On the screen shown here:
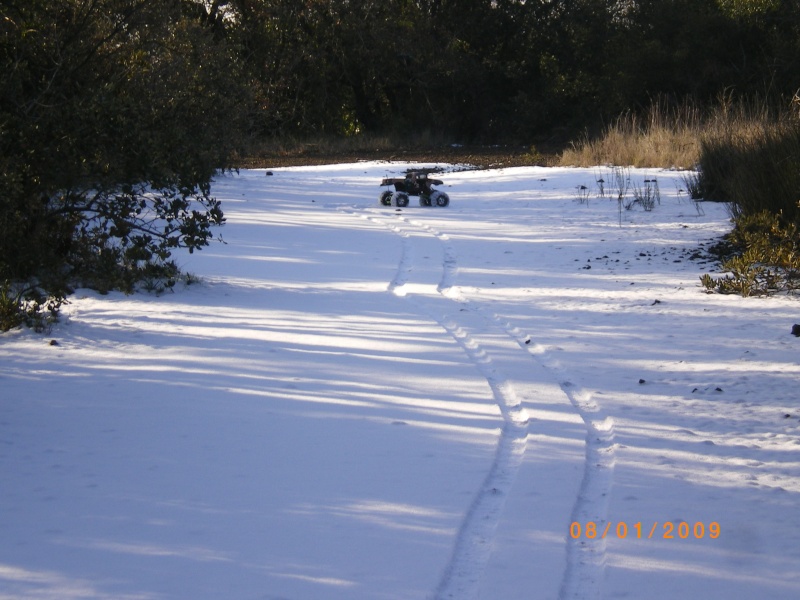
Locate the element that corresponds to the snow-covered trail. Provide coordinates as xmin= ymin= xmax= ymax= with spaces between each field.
xmin=2 ymin=163 xmax=800 ymax=600
xmin=339 ymin=201 xmax=616 ymax=599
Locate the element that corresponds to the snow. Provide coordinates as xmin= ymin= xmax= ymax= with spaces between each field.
xmin=2 ymin=162 xmax=799 ymax=600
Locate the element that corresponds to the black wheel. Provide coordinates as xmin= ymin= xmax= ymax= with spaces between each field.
xmin=433 ymin=191 xmax=450 ymax=207
xmin=393 ymin=192 xmax=410 ymax=207
xmin=380 ymin=190 xmax=393 ymax=206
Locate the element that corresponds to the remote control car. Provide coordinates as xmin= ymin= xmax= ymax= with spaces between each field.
xmin=379 ymin=170 xmax=450 ymax=207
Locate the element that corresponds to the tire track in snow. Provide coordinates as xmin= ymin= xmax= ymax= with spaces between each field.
xmin=342 ymin=206 xmax=530 ymax=599
xmin=387 ymin=214 xmax=531 ymax=600
xmin=341 ymin=205 xmax=616 ymax=599
xmin=494 ymin=321 xmax=616 ymax=600
xmin=363 ymin=207 xmax=617 ymax=600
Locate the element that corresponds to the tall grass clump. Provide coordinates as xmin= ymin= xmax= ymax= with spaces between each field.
xmin=560 ymin=97 xmax=703 ymax=169
xmin=697 ymin=97 xmax=800 ymax=224
xmin=697 ymin=95 xmax=800 ymax=296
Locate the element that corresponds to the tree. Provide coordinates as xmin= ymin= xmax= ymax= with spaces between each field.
xmin=0 ymin=0 xmax=247 ymax=330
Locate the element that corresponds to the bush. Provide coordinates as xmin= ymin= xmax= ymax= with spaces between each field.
xmin=701 ymin=212 xmax=800 ymax=296
xmin=0 ymin=281 xmax=64 ymax=333
xmin=698 ymin=117 xmax=800 ymax=223
xmin=695 ymin=96 xmax=800 ymax=297
xmin=0 ymin=0 xmax=247 ymax=332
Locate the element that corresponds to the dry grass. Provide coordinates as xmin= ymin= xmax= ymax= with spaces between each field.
xmin=560 ymin=98 xmax=704 ymax=169
xmin=561 ymin=93 xmax=800 ymax=224
xmin=699 ymin=114 xmax=800 ymax=222
xmin=560 ymin=94 xmax=800 ymax=172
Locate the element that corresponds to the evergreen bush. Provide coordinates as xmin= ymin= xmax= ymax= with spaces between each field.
xmin=0 ymin=0 xmax=246 ymax=331
xmin=701 ymin=212 xmax=800 ymax=296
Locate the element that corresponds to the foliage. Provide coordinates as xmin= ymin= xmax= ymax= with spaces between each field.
xmin=697 ymin=104 xmax=800 ymax=223
xmin=0 ymin=280 xmax=63 ymax=333
xmin=0 ymin=0 xmax=246 ymax=331
xmin=701 ymin=212 xmax=800 ymax=296
xmin=219 ymin=0 xmax=800 ymax=143
xmin=716 ymin=0 xmax=781 ymax=19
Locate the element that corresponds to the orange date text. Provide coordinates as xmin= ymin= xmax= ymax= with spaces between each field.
xmin=569 ymin=521 xmax=720 ymax=540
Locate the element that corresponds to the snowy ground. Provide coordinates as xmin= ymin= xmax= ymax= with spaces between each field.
xmin=2 ymin=163 xmax=799 ymax=600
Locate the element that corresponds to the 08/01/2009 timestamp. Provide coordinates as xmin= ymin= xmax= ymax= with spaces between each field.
xmin=570 ymin=521 xmax=721 ymax=540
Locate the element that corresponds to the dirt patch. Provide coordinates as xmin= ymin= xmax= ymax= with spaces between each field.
xmin=236 ymin=144 xmax=563 ymax=171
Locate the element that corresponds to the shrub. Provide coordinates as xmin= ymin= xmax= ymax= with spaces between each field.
xmin=701 ymin=211 xmax=800 ymax=296
xmin=0 ymin=281 xmax=64 ymax=333
xmin=0 ymin=0 xmax=246 ymax=332
xmin=698 ymin=119 xmax=800 ymax=223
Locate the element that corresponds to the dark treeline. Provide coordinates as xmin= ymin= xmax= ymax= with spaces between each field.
xmin=216 ymin=0 xmax=800 ymax=142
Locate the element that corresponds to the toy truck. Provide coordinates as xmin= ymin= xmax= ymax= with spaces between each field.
xmin=379 ymin=170 xmax=450 ymax=207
